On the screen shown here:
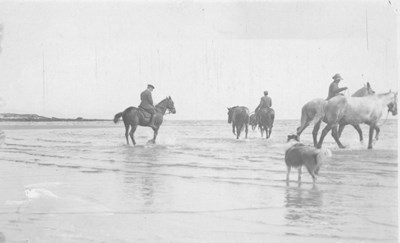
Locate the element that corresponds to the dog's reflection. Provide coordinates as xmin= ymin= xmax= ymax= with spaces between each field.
xmin=284 ymin=184 xmax=324 ymax=224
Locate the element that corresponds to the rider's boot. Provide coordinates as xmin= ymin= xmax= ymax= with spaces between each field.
xmin=149 ymin=114 xmax=157 ymax=129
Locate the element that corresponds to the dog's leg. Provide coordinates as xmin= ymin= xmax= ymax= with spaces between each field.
xmin=286 ymin=166 xmax=291 ymax=183
xmin=297 ymin=167 xmax=302 ymax=182
xmin=306 ymin=166 xmax=316 ymax=184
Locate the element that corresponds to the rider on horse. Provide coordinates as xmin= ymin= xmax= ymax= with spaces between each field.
xmin=327 ymin=73 xmax=348 ymax=100
xmin=255 ymin=91 xmax=272 ymax=124
xmin=139 ymin=84 xmax=157 ymax=129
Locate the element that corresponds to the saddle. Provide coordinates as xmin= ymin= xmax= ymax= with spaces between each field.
xmin=138 ymin=107 xmax=152 ymax=120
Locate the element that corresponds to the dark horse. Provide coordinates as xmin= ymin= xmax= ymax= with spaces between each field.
xmin=227 ymin=106 xmax=249 ymax=139
xmin=114 ymin=97 xmax=176 ymax=145
xmin=258 ymin=108 xmax=275 ymax=139
xmin=249 ymin=113 xmax=257 ymax=130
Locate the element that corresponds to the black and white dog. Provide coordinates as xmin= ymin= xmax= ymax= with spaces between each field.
xmin=285 ymin=135 xmax=332 ymax=183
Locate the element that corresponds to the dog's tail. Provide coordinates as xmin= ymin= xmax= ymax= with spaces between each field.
xmin=312 ymin=148 xmax=331 ymax=175
xmin=316 ymin=148 xmax=332 ymax=164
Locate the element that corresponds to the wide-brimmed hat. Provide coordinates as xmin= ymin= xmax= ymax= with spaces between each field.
xmin=147 ymin=84 xmax=155 ymax=89
xmin=332 ymin=73 xmax=343 ymax=80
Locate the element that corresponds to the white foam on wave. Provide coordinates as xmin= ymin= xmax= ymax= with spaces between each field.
xmin=162 ymin=136 xmax=177 ymax=146
xmin=25 ymin=188 xmax=59 ymax=200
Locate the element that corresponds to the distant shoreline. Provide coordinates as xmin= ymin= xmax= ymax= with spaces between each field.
xmin=0 ymin=119 xmax=112 ymax=122
xmin=0 ymin=113 xmax=110 ymax=122
xmin=0 ymin=113 xmax=397 ymax=123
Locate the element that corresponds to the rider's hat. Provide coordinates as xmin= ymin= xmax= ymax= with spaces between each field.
xmin=264 ymin=90 xmax=268 ymax=95
xmin=147 ymin=84 xmax=155 ymax=89
xmin=332 ymin=73 xmax=343 ymax=80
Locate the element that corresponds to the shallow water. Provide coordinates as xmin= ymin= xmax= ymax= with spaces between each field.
xmin=0 ymin=119 xmax=397 ymax=242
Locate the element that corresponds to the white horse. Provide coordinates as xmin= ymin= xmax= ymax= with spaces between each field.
xmin=317 ymin=91 xmax=397 ymax=149
xmin=296 ymin=83 xmax=376 ymax=147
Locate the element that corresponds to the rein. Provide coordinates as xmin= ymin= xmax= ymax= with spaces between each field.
xmin=377 ymin=110 xmax=390 ymax=127
xmin=155 ymin=99 xmax=173 ymax=115
xmin=377 ymin=92 xmax=397 ymax=127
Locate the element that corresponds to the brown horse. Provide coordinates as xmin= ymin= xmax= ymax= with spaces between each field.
xmin=249 ymin=113 xmax=257 ymax=131
xmin=258 ymin=108 xmax=275 ymax=139
xmin=227 ymin=106 xmax=249 ymax=139
xmin=114 ymin=97 xmax=176 ymax=145
xmin=296 ymin=83 xmax=375 ymax=146
xmin=317 ymin=91 xmax=397 ymax=149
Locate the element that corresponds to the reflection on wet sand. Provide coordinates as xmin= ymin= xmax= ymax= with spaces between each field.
xmin=284 ymin=184 xmax=324 ymax=231
xmin=123 ymin=146 xmax=164 ymax=208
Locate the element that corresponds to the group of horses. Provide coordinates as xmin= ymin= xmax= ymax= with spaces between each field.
xmin=296 ymin=83 xmax=397 ymax=149
xmin=226 ymin=82 xmax=397 ymax=150
xmin=113 ymin=83 xmax=397 ymax=150
xmin=227 ymin=106 xmax=275 ymax=139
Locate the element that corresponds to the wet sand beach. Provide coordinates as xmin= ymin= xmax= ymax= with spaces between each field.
xmin=0 ymin=120 xmax=397 ymax=242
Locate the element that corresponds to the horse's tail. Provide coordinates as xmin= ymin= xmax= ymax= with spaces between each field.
xmin=114 ymin=112 xmax=123 ymax=124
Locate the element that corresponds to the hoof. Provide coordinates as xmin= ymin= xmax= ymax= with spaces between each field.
xmin=339 ymin=145 xmax=346 ymax=149
xmin=368 ymin=146 xmax=373 ymax=149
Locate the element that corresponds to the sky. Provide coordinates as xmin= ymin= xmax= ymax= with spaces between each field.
xmin=0 ymin=0 xmax=398 ymax=120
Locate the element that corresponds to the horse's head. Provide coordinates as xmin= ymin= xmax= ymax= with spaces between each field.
xmin=227 ymin=107 xmax=234 ymax=124
xmin=166 ymin=96 xmax=176 ymax=114
xmin=388 ymin=92 xmax=397 ymax=116
xmin=353 ymin=82 xmax=375 ymax=97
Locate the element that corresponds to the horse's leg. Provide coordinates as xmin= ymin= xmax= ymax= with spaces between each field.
xmin=297 ymin=120 xmax=311 ymax=137
xmin=374 ymin=126 xmax=380 ymax=140
xmin=368 ymin=124 xmax=375 ymax=149
xmin=129 ymin=125 xmax=137 ymax=146
xmin=151 ymin=128 xmax=159 ymax=144
xmin=245 ymin=123 xmax=248 ymax=139
xmin=236 ymin=125 xmax=240 ymax=139
xmin=317 ymin=124 xmax=332 ymax=149
xmin=351 ymin=124 xmax=363 ymax=142
xmin=312 ymin=120 xmax=322 ymax=147
xmin=338 ymin=124 xmax=345 ymax=138
xmin=331 ymin=125 xmax=345 ymax=149
xmin=232 ymin=124 xmax=236 ymax=135
xmin=124 ymin=123 xmax=130 ymax=145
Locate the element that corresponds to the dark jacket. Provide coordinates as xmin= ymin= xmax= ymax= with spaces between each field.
xmin=327 ymin=81 xmax=347 ymax=100
xmin=139 ymin=89 xmax=156 ymax=114
xmin=256 ymin=96 xmax=272 ymax=112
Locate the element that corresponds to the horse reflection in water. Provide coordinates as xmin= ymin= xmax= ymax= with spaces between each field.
xmin=284 ymin=185 xmax=325 ymax=230
xmin=122 ymin=146 xmax=165 ymax=207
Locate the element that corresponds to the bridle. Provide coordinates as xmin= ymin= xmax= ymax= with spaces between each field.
xmin=157 ymin=98 xmax=175 ymax=115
